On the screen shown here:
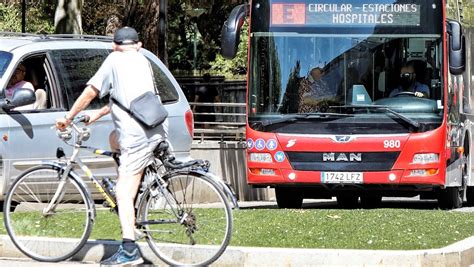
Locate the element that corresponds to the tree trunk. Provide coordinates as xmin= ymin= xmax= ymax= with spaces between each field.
xmin=54 ymin=0 xmax=83 ymax=34
xmin=123 ymin=0 xmax=139 ymax=27
xmin=158 ymin=0 xmax=168 ymax=66
xmin=142 ymin=0 xmax=160 ymax=56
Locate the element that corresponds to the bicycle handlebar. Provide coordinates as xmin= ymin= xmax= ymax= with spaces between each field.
xmin=56 ymin=115 xmax=91 ymax=143
xmin=73 ymin=115 xmax=90 ymax=124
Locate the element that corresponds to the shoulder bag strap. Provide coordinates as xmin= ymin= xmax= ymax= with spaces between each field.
xmin=111 ymin=97 xmax=132 ymax=114
xmin=111 ymin=58 xmax=157 ymax=112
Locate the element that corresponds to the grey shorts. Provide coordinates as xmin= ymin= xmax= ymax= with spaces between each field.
xmin=118 ymin=140 xmax=160 ymax=176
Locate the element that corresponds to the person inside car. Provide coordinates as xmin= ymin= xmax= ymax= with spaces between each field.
xmin=389 ymin=62 xmax=430 ymax=98
xmin=6 ymin=63 xmax=35 ymax=109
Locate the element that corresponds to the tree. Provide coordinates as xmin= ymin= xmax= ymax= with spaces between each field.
xmin=1 ymin=0 xmax=249 ymax=78
xmin=141 ymin=1 xmax=161 ymax=57
xmin=54 ymin=0 xmax=83 ymax=34
xmin=167 ymin=0 xmax=247 ymax=74
xmin=0 ymin=1 xmax=54 ymax=33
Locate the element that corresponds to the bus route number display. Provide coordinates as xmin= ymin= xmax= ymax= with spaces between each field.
xmin=271 ymin=1 xmax=421 ymax=27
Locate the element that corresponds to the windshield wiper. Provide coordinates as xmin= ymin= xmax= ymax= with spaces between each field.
xmin=333 ymin=104 xmax=420 ymax=130
xmin=253 ymin=112 xmax=353 ymax=129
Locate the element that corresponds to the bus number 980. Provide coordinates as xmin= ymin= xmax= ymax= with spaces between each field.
xmin=384 ymin=140 xmax=401 ymax=149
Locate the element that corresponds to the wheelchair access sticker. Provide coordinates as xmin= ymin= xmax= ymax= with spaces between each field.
xmin=255 ymin=139 xmax=266 ymax=150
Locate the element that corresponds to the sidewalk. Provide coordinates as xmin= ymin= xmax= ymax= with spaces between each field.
xmin=1 ymin=234 xmax=473 ymax=266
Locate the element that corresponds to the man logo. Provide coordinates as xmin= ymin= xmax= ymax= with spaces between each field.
xmin=335 ymin=136 xmax=352 ymax=142
xmin=323 ymin=152 xmax=362 ymax=162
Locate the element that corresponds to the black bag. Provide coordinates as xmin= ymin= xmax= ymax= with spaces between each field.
xmin=111 ymin=61 xmax=168 ymax=129
xmin=112 ymin=91 xmax=168 ymax=129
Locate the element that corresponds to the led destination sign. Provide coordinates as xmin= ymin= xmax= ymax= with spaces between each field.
xmin=271 ymin=1 xmax=421 ymax=27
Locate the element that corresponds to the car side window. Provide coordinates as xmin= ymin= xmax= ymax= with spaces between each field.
xmin=49 ymin=49 xmax=111 ymax=109
xmin=147 ymin=59 xmax=179 ymax=103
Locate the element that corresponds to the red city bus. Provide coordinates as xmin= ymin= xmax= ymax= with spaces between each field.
xmin=221 ymin=0 xmax=474 ymax=209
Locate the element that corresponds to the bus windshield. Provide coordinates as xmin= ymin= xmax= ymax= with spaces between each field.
xmin=248 ymin=0 xmax=444 ymax=135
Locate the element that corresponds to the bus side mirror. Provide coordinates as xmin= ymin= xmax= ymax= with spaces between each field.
xmin=447 ymin=20 xmax=466 ymax=75
xmin=221 ymin=4 xmax=249 ymax=59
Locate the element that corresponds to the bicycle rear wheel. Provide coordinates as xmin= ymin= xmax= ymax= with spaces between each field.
xmin=137 ymin=170 xmax=232 ymax=266
xmin=3 ymin=165 xmax=94 ymax=262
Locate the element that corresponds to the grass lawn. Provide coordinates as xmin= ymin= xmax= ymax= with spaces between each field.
xmin=0 ymin=208 xmax=473 ymax=250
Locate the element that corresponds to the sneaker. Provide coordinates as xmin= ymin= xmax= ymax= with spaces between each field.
xmin=100 ymin=245 xmax=144 ymax=266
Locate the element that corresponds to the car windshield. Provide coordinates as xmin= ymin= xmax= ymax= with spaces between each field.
xmin=0 ymin=51 xmax=13 ymax=79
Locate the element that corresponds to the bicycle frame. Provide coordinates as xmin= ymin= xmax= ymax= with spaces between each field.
xmin=43 ymin=124 xmax=118 ymax=216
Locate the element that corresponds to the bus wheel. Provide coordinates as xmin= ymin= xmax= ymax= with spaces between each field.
xmin=438 ymin=187 xmax=463 ymax=209
xmin=463 ymin=149 xmax=474 ymax=206
xmin=336 ymin=195 xmax=359 ymax=209
xmin=467 ymin=187 xmax=474 ymax=206
xmin=360 ymin=196 xmax=382 ymax=209
xmin=275 ymin=187 xmax=303 ymax=209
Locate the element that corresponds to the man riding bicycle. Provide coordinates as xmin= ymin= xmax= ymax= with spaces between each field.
xmin=56 ymin=26 xmax=167 ymax=266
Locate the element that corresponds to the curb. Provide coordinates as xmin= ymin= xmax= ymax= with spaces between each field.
xmin=1 ymin=235 xmax=473 ymax=266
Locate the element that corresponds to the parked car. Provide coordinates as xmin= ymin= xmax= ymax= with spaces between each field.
xmin=0 ymin=33 xmax=194 ymax=201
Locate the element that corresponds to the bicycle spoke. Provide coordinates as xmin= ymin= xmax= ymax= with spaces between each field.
xmin=4 ymin=166 xmax=93 ymax=262
xmin=141 ymin=171 xmax=232 ymax=266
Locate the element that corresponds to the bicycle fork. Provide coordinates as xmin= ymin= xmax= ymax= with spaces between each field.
xmin=42 ymin=164 xmax=74 ymax=216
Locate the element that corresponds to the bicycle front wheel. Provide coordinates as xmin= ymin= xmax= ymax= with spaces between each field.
xmin=138 ymin=170 xmax=233 ymax=266
xmin=3 ymin=165 xmax=94 ymax=262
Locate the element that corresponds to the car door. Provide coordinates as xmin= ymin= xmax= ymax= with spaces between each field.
xmin=47 ymin=47 xmax=117 ymax=192
xmin=0 ymin=54 xmax=67 ymax=197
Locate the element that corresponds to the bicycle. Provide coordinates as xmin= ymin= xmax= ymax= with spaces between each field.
xmin=3 ymin=115 xmax=235 ymax=266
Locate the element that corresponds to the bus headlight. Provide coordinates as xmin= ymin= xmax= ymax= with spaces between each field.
xmin=249 ymin=153 xmax=273 ymax=163
xmin=412 ymin=153 xmax=439 ymax=164
xmin=410 ymin=169 xmax=438 ymax=176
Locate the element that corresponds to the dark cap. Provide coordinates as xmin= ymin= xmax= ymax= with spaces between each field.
xmin=113 ymin=27 xmax=139 ymax=45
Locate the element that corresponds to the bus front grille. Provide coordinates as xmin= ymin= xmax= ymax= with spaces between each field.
xmin=285 ymin=152 xmax=400 ymax=172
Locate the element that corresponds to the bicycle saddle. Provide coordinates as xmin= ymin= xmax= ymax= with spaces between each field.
xmin=155 ymin=141 xmax=169 ymax=153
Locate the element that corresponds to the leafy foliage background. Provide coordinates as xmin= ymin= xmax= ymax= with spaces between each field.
xmin=0 ymin=1 xmax=248 ymax=79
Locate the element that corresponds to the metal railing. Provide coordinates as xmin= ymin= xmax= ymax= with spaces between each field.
xmin=190 ymin=102 xmax=246 ymax=143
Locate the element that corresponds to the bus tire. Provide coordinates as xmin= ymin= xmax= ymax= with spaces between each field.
xmin=360 ymin=195 xmax=382 ymax=209
xmin=275 ymin=187 xmax=303 ymax=209
xmin=337 ymin=195 xmax=359 ymax=209
xmin=438 ymin=187 xmax=463 ymax=209
xmin=466 ymin=186 xmax=474 ymax=206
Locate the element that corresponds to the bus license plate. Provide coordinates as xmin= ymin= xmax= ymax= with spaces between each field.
xmin=321 ymin=172 xmax=363 ymax=184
